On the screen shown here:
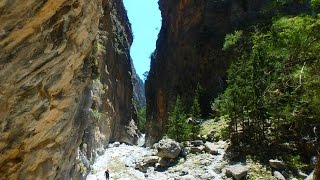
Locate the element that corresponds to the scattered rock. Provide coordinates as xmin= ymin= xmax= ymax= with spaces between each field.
xmin=190 ymin=146 xmax=205 ymax=154
xmin=156 ymin=139 xmax=181 ymax=159
xmin=180 ymin=169 xmax=189 ymax=176
xmin=269 ymin=159 xmax=286 ymax=170
xmin=200 ymin=173 xmax=212 ymax=179
xmin=113 ymin=142 xmax=121 ymax=147
xmin=225 ymin=164 xmax=248 ymax=180
xmin=191 ymin=140 xmax=204 ymax=146
xmin=200 ymin=159 xmax=211 ymax=166
xmin=204 ymin=142 xmax=220 ymax=155
xmin=181 ymin=147 xmax=191 ymax=157
xmin=143 ymin=156 xmax=160 ymax=164
xmin=273 ymin=171 xmax=286 ymax=180
xmin=135 ymin=156 xmax=160 ymax=172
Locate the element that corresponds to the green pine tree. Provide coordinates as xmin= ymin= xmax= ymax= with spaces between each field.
xmin=167 ymin=95 xmax=191 ymax=142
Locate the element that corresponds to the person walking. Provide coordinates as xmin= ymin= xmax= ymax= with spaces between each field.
xmin=105 ymin=168 xmax=110 ymax=180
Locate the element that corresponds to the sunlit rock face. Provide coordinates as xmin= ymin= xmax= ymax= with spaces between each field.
xmin=145 ymin=0 xmax=272 ymax=147
xmin=0 ymin=0 xmax=101 ymax=178
xmin=0 ymin=0 xmax=138 ymax=178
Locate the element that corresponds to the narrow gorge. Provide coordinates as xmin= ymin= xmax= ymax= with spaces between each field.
xmin=0 ymin=0 xmax=319 ymax=179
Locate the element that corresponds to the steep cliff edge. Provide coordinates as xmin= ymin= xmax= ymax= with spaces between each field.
xmin=0 ymin=0 xmax=138 ymax=179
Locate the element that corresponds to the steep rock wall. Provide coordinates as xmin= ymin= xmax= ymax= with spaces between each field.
xmin=78 ymin=2 xmax=140 ymax=174
xmin=0 ymin=0 xmax=101 ymax=178
xmin=0 ymin=0 xmax=138 ymax=179
xmin=145 ymin=0 xmax=309 ymax=146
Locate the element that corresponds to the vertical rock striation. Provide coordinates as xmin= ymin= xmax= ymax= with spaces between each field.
xmin=145 ymin=0 xmax=270 ymax=146
xmin=0 ymin=0 xmax=138 ymax=179
xmin=132 ymin=62 xmax=146 ymax=110
xmin=0 ymin=0 xmax=101 ymax=178
xmin=77 ymin=2 xmax=140 ymax=175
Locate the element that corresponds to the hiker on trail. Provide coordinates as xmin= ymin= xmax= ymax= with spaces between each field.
xmin=105 ymin=168 xmax=110 ymax=180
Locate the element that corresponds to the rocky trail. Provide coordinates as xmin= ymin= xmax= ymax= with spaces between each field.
xmin=87 ymin=139 xmax=228 ymax=180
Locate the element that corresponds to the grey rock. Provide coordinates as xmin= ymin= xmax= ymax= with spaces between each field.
xmin=298 ymin=170 xmax=308 ymax=178
xmin=158 ymin=158 xmax=170 ymax=167
xmin=180 ymin=170 xmax=189 ymax=176
xmin=269 ymin=159 xmax=286 ymax=170
xmin=273 ymin=171 xmax=286 ymax=180
xmin=135 ymin=156 xmax=159 ymax=172
xmin=143 ymin=156 xmax=160 ymax=164
xmin=181 ymin=147 xmax=191 ymax=156
xmin=191 ymin=140 xmax=204 ymax=146
xmin=156 ymin=139 xmax=181 ymax=159
xmin=204 ymin=142 xmax=220 ymax=155
xmin=225 ymin=164 xmax=248 ymax=180
xmin=113 ymin=142 xmax=121 ymax=147
xmin=190 ymin=146 xmax=205 ymax=154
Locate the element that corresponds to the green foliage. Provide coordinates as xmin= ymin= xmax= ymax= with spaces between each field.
xmin=285 ymin=155 xmax=309 ymax=171
xmin=223 ymin=30 xmax=243 ymax=50
xmin=200 ymin=117 xmax=230 ymax=141
xmin=189 ymin=86 xmax=202 ymax=138
xmin=311 ymin=0 xmax=320 ymax=9
xmin=89 ymin=108 xmax=105 ymax=120
xmin=137 ymin=107 xmax=146 ymax=133
xmin=190 ymin=95 xmax=201 ymax=119
xmin=167 ymin=96 xmax=191 ymax=142
xmin=217 ymin=13 xmax=320 ymax=146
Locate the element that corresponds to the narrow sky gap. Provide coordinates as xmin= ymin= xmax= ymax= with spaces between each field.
xmin=123 ymin=0 xmax=161 ymax=79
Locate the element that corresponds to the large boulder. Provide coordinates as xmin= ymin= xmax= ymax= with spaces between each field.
xmin=204 ymin=142 xmax=220 ymax=155
xmin=269 ymin=159 xmax=286 ymax=170
xmin=155 ymin=139 xmax=181 ymax=159
xmin=225 ymin=164 xmax=248 ymax=180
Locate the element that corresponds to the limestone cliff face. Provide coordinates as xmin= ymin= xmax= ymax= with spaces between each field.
xmin=145 ymin=0 xmax=271 ymax=146
xmin=78 ymin=1 xmax=140 ymax=174
xmin=0 ymin=0 xmax=138 ymax=179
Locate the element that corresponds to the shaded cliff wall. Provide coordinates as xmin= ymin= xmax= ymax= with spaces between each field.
xmin=145 ymin=0 xmax=271 ymax=146
xmin=0 ymin=0 xmax=138 ymax=179
xmin=78 ymin=1 xmax=139 ymax=173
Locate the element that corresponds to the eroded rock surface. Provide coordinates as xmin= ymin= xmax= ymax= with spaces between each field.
xmin=0 ymin=0 xmax=138 ymax=178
